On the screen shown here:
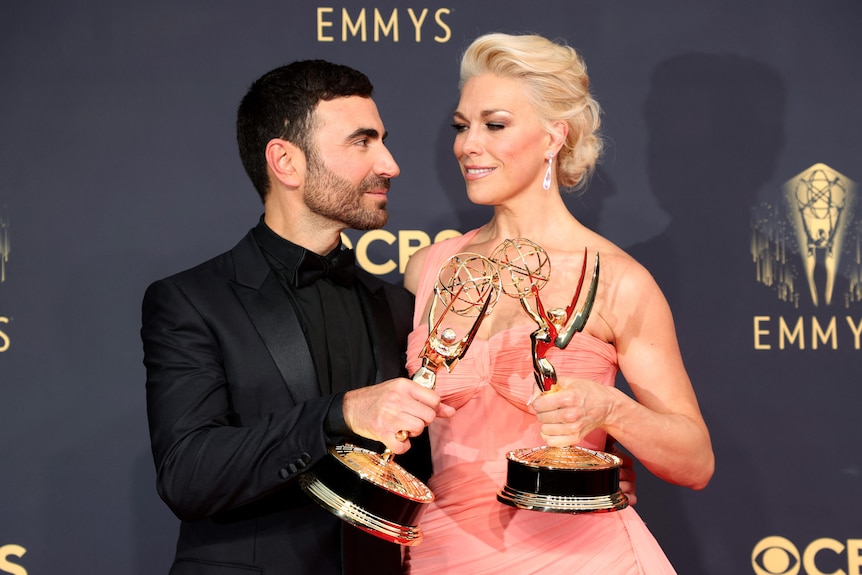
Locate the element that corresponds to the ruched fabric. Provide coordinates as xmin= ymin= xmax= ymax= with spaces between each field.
xmin=405 ymin=230 xmax=677 ymax=574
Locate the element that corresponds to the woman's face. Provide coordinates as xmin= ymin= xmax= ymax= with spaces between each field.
xmin=452 ymin=74 xmax=552 ymax=205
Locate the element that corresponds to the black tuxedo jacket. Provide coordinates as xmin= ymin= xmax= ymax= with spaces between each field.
xmin=142 ymin=229 xmax=430 ymax=574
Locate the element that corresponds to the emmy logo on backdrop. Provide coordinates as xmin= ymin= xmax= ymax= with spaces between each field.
xmin=301 ymin=252 xmax=501 ymax=545
xmin=784 ymin=163 xmax=857 ymax=307
xmin=491 ymin=238 xmax=628 ymax=513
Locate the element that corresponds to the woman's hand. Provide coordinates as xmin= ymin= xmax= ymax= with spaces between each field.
xmin=606 ymin=439 xmax=638 ymax=505
xmin=530 ymin=377 xmax=615 ymax=447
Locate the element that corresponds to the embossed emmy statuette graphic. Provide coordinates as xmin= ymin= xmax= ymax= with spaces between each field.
xmin=784 ymin=163 xmax=857 ymax=307
xmin=492 ymin=238 xmax=628 ymax=513
xmin=301 ymin=253 xmax=500 ymax=545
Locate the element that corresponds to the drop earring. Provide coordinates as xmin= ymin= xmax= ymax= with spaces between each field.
xmin=542 ymin=153 xmax=554 ymax=190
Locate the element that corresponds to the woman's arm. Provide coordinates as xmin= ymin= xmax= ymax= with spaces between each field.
xmin=532 ymin=258 xmax=714 ymax=490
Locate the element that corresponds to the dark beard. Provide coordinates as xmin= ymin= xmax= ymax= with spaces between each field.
xmin=303 ymin=150 xmax=390 ymax=230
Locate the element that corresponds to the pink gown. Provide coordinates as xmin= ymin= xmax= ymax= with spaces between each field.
xmin=404 ymin=230 xmax=677 ymax=574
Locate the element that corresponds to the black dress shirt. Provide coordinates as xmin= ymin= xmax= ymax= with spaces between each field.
xmin=252 ymin=219 xmax=375 ymax=440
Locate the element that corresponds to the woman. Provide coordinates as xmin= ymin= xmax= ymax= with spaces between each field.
xmin=402 ymin=33 xmax=714 ymax=574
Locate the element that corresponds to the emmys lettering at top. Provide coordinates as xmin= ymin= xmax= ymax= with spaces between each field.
xmin=316 ymin=6 xmax=452 ymax=42
xmin=0 ymin=544 xmax=27 ymax=575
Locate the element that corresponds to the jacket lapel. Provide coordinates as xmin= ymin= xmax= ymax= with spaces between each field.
xmin=229 ymin=232 xmax=319 ymax=405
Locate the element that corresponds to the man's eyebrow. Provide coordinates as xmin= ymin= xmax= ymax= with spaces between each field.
xmin=346 ymin=127 xmax=388 ymax=141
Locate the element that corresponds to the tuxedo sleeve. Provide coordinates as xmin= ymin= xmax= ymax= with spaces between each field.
xmin=142 ymin=276 xmax=334 ymax=522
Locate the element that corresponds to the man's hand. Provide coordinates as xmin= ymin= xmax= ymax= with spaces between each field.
xmin=342 ymin=378 xmax=455 ymax=454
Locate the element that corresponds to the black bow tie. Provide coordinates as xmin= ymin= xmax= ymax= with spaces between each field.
xmin=294 ymin=248 xmax=356 ymax=288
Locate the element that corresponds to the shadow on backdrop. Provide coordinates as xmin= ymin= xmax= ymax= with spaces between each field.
xmin=625 ymin=52 xmax=786 ymax=574
xmin=568 ymin=165 xmax=616 ymax=234
xmin=134 ymin=451 xmax=178 ymax=575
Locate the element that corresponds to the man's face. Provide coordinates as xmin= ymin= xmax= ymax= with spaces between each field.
xmin=303 ymin=96 xmax=400 ymax=231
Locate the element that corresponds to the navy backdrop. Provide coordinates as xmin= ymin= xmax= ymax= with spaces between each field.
xmin=2 ymin=2 xmax=860 ymax=574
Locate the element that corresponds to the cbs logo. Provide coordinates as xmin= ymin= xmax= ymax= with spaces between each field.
xmin=752 ymin=536 xmax=862 ymax=575
xmin=0 ymin=545 xmax=26 ymax=575
xmin=342 ymin=228 xmax=461 ymax=275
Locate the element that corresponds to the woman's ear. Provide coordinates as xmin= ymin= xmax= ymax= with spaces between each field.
xmin=265 ymin=138 xmax=305 ymax=189
xmin=547 ymin=120 xmax=569 ymax=156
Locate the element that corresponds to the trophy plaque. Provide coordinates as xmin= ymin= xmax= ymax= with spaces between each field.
xmin=301 ymin=253 xmax=501 ymax=544
xmin=491 ymin=238 xmax=628 ymax=514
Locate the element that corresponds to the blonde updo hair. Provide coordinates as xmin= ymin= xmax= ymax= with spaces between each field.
xmin=460 ymin=33 xmax=603 ymax=191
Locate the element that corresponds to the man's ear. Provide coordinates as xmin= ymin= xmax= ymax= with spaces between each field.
xmin=265 ymin=138 xmax=304 ymax=189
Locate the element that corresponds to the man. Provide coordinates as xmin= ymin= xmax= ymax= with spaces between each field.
xmin=142 ymin=60 xmax=453 ymax=574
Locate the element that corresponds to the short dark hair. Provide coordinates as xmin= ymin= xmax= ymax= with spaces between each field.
xmin=236 ymin=60 xmax=374 ymax=201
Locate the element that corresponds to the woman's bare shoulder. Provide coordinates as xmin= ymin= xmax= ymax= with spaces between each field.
xmin=403 ymin=244 xmax=432 ymax=295
xmin=584 ymin=235 xmax=670 ymax=341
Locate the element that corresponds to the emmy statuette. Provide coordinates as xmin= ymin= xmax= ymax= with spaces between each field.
xmin=491 ymin=238 xmax=628 ymax=514
xmin=300 ymin=253 xmax=500 ymax=544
